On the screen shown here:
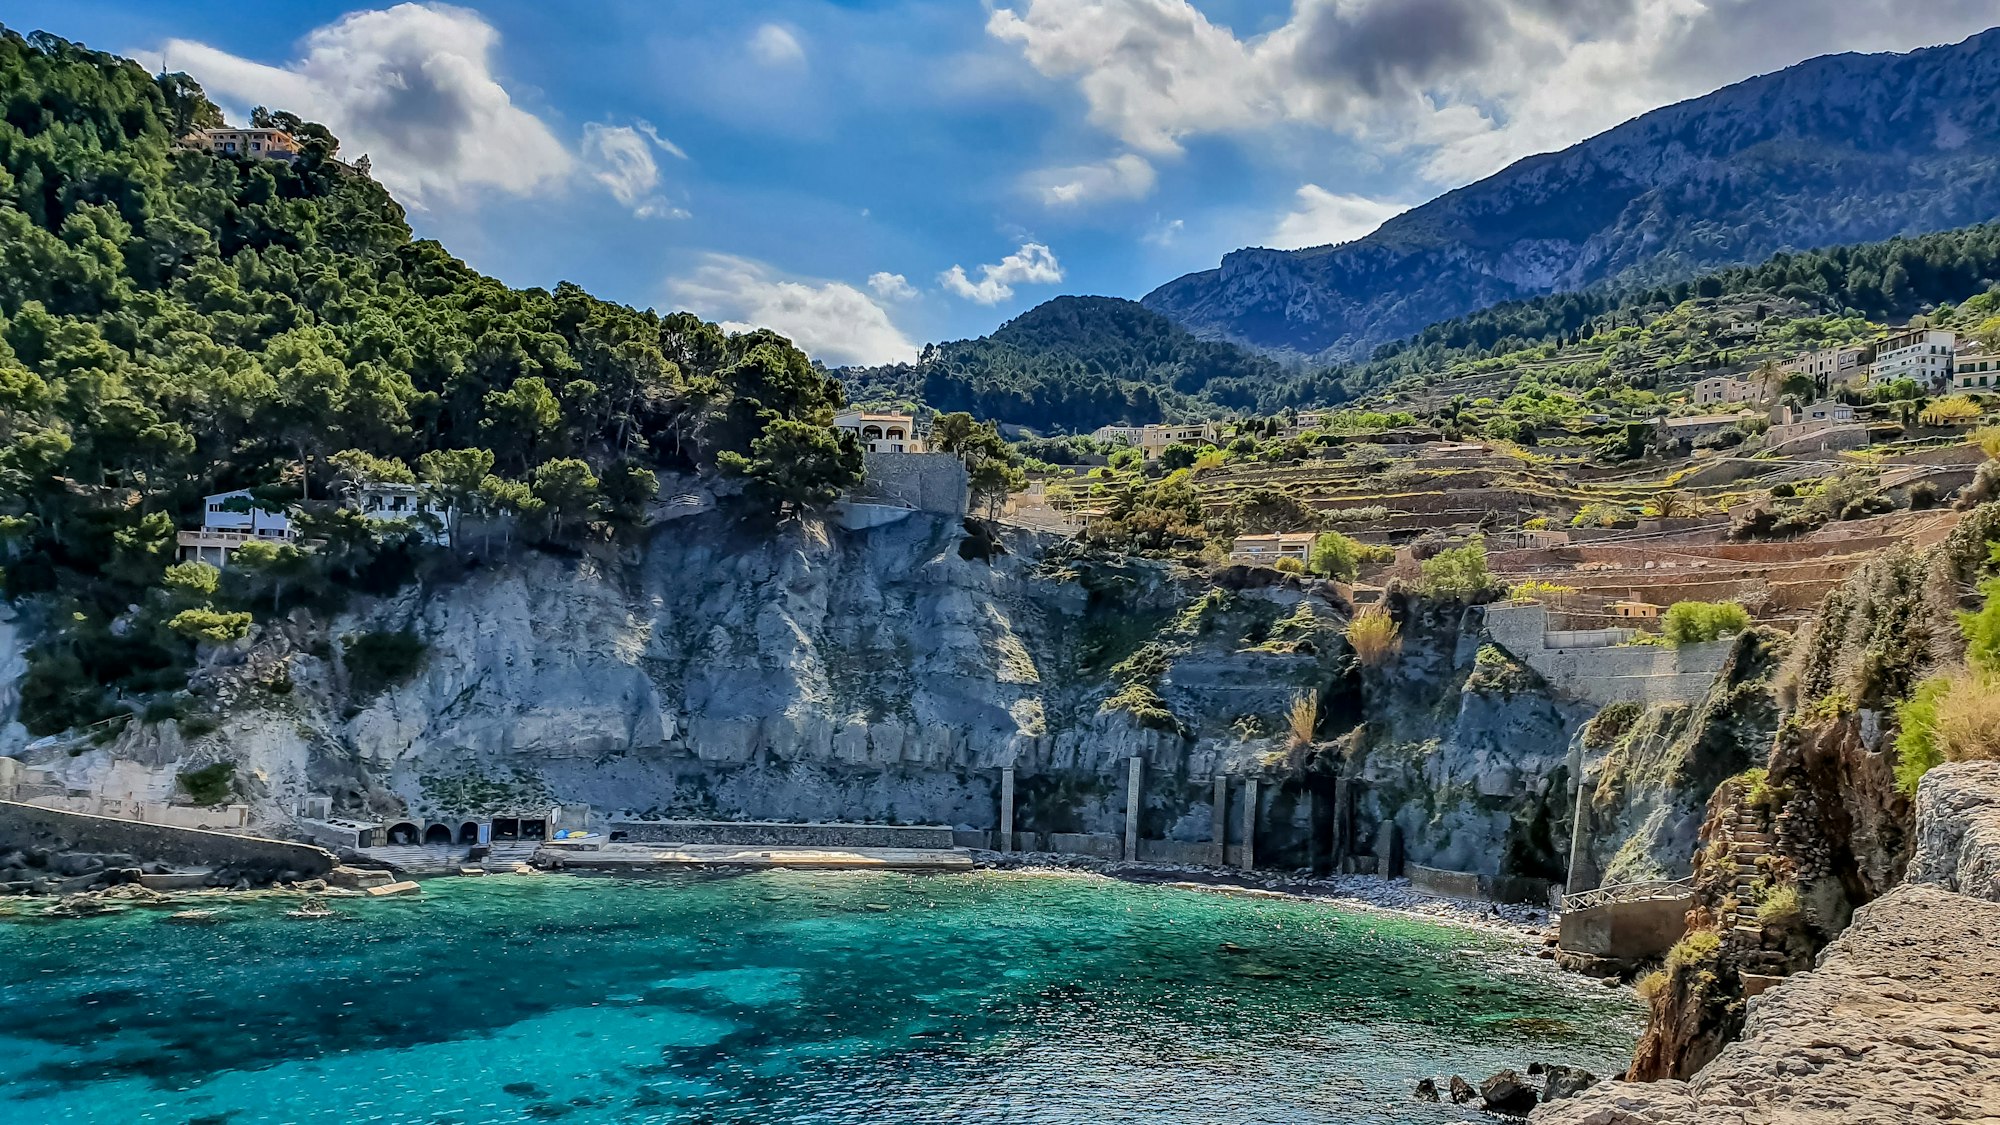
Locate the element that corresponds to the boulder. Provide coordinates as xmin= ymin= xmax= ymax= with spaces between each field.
xmin=1449 ymin=1075 xmax=1475 ymax=1104
xmin=1541 ymin=1065 xmax=1598 ymax=1102
xmin=1414 ymin=1078 xmax=1440 ymax=1102
xmin=1481 ymin=1070 xmax=1539 ymax=1117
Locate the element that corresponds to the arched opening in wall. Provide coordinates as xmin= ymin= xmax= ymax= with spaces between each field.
xmin=862 ymin=425 xmax=884 ymax=440
xmin=492 ymin=817 xmax=520 ymax=841
xmin=387 ymin=822 xmax=420 ymax=845
xmin=886 ymin=427 xmax=906 ymax=439
xmin=423 ymin=823 xmax=453 ymax=845
xmin=458 ymin=821 xmax=480 ymax=844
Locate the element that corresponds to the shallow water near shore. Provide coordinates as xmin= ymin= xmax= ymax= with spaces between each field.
xmin=0 ymin=870 xmax=1639 ymax=1123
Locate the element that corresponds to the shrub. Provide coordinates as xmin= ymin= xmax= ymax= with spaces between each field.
xmin=1346 ymin=604 xmax=1401 ymax=666
xmin=177 ymin=762 xmax=236 ymax=807
xmin=1757 ymin=883 xmax=1803 ymax=928
xmin=1571 ymin=502 xmax=1625 ymax=528
xmin=1508 ymin=580 xmax=1576 ymax=602
xmin=1662 ymin=601 xmax=1752 ymax=647
xmin=1522 ymin=517 xmax=1551 ymax=530
xmin=166 ymin=608 xmax=253 ymax=645
xmin=1419 ymin=541 xmax=1495 ymax=598
xmin=1634 ymin=970 xmax=1669 ymax=1000
xmin=1309 ymin=531 xmax=1362 ymax=580
xmin=162 ymin=561 xmax=221 ymax=598
xmin=1933 ymin=672 xmax=2000 ymax=769
xmin=1894 ymin=676 xmax=1952 ymax=795
xmin=1769 ymin=482 xmax=1797 ymax=499
xmin=343 ymin=630 xmax=428 ymax=699
xmin=1664 ymin=929 xmax=1722 ymax=973
xmin=1273 ymin=556 xmax=1307 ymax=575
xmin=1583 ymin=701 xmax=1643 ymax=748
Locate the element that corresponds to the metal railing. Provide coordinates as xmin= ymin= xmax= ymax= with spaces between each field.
xmin=1561 ymin=876 xmax=1695 ymax=912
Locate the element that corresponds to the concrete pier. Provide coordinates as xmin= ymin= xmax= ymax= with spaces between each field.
xmin=1239 ymin=778 xmax=1257 ymax=871
xmin=1211 ymin=775 xmax=1228 ymax=865
xmin=999 ymin=766 xmax=1015 ymax=854
xmin=1123 ymin=756 xmax=1143 ymax=862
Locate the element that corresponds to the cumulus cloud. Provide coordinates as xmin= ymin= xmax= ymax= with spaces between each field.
xmin=1266 ymin=186 xmax=1408 ymax=250
xmin=670 ymin=255 xmax=916 ymax=367
xmin=581 ymin=120 xmax=689 ymax=218
xmin=160 ymin=2 xmax=571 ymax=206
xmin=868 ymin=272 xmax=919 ymax=301
xmin=938 ymin=243 xmax=1064 ymax=304
xmin=989 ymin=0 xmax=2000 ymax=183
xmin=1028 ymin=153 xmax=1157 ymax=206
xmin=749 ymin=23 xmax=806 ymax=67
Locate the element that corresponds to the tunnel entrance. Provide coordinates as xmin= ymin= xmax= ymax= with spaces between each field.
xmin=423 ymin=823 xmax=453 ymax=845
xmin=387 ymin=822 xmax=420 ymax=845
xmin=458 ymin=821 xmax=480 ymax=844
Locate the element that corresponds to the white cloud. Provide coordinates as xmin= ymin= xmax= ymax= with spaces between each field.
xmin=988 ymin=0 xmax=2000 ymax=185
xmin=749 ymin=23 xmax=806 ymax=67
xmin=159 ymin=2 xmax=571 ymax=206
xmin=581 ymin=120 xmax=689 ymax=218
xmin=1143 ymin=217 xmax=1185 ymax=248
xmin=1266 ymin=186 xmax=1408 ymax=250
xmin=868 ymin=272 xmax=919 ymax=301
xmin=1027 ymin=152 xmax=1157 ymax=206
xmin=938 ymin=242 xmax=1064 ymax=304
xmin=671 ymin=254 xmax=916 ymax=367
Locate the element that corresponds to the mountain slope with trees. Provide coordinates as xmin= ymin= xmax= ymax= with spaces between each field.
xmin=1144 ymin=27 xmax=2000 ymax=362
xmin=836 ymin=295 xmax=1286 ymax=432
xmin=0 ymin=27 xmax=856 ymax=735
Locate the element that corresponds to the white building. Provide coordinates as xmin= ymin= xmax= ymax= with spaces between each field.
xmin=1783 ymin=345 xmax=1869 ymax=393
xmin=1953 ymin=346 xmax=1998 ymax=392
xmin=1090 ymin=425 xmax=1145 ymax=446
xmin=176 ymin=489 xmax=297 ymax=568
xmin=832 ymin=410 xmax=926 ymax=454
xmin=1869 ymin=329 xmax=1955 ymax=392
xmin=352 ymin=483 xmax=453 ymax=545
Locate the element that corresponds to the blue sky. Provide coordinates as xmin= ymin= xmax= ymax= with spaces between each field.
xmin=11 ymin=1 xmax=2000 ymax=365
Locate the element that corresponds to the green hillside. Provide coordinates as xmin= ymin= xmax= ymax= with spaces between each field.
xmin=0 ymin=28 xmax=854 ymax=734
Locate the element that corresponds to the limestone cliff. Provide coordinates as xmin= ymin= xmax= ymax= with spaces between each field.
xmin=3 ymin=514 xmax=1636 ymax=884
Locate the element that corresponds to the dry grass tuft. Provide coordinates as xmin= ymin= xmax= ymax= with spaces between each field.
xmin=1346 ymin=604 xmax=1401 ymax=666
xmin=1286 ymin=692 xmax=1318 ymax=748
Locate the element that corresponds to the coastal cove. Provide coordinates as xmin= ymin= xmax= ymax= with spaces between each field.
xmin=0 ymin=870 xmax=1639 ymax=1124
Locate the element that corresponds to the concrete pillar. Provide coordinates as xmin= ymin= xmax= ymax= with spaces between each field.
xmin=1565 ymin=762 xmax=1592 ymax=894
xmin=999 ymin=766 xmax=1016 ymax=854
xmin=1211 ymin=774 xmax=1229 ymax=866
xmin=1123 ymin=756 xmax=1143 ymax=862
xmin=1240 ymin=778 xmax=1258 ymax=871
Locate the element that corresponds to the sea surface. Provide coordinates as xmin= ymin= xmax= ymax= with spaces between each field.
xmin=0 ymin=871 xmax=1641 ymax=1124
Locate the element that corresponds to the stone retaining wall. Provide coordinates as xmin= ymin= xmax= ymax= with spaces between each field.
xmin=0 ymin=800 xmax=336 ymax=877
xmin=1484 ymin=603 xmax=1731 ymax=707
xmin=1407 ymin=862 xmax=1558 ymax=906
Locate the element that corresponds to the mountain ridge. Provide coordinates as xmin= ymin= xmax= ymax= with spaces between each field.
xmin=1143 ymin=27 xmax=2000 ymax=361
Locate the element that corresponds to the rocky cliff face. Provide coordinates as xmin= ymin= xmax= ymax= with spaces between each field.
xmin=5 ymin=515 xmax=1621 ymax=882
xmin=1144 ymin=29 xmax=2000 ymax=360
xmin=1535 ymin=762 xmax=2000 ymax=1125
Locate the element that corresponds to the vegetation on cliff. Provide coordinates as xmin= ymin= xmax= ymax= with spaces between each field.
xmin=0 ymin=28 xmax=856 ymax=735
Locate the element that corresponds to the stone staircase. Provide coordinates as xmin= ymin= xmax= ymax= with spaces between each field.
xmin=1726 ymin=811 xmax=1773 ymax=933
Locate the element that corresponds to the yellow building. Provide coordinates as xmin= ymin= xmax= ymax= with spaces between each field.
xmin=181 ymin=127 xmax=301 ymax=161
xmin=832 ymin=410 xmax=926 ymax=453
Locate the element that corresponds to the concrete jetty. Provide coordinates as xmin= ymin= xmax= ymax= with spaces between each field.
xmin=537 ymin=841 xmax=976 ymax=872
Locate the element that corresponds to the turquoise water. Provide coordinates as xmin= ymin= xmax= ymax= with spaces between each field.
xmin=0 ymin=872 xmax=1639 ymax=1123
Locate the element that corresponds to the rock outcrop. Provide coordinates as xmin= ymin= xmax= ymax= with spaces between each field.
xmin=1534 ymin=762 xmax=2000 ymax=1124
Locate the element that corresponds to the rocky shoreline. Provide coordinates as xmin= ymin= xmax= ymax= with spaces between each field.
xmin=976 ymin=851 xmax=1562 ymax=939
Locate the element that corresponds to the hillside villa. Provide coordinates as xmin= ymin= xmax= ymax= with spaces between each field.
xmin=833 ymin=410 xmax=927 ymax=454
xmin=178 ymin=126 xmax=300 ymax=161
xmin=176 ymin=489 xmax=299 ymax=568
xmin=1230 ymin=532 xmax=1317 ymax=565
